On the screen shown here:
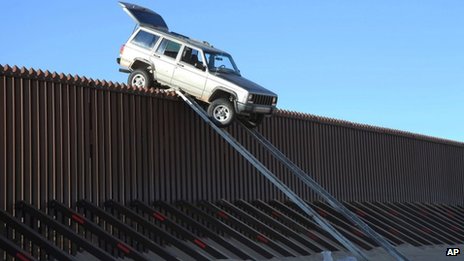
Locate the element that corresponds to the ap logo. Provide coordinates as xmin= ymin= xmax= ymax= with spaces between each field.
xmin=446 ymin=248 xmax=460 ymax=256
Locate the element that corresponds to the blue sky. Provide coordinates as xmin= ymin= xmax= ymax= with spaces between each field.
xmin=2 ymin=1 xmax=463 ymax=142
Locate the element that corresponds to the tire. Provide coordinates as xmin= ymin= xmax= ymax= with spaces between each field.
xmin=239 ymin=114 xmax=264 ymax=128
xmin=128 ymin=69 xmax=153 ymax=89
xmin=207 ymin=98 xmax=235 ymax=127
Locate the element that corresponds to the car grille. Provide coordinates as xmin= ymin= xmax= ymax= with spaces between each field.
xmin=253 ymin=94 xmax=274 ymax=106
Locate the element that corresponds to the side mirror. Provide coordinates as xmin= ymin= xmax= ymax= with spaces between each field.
xmin=196 ymin=63 xmax=206 ymax=71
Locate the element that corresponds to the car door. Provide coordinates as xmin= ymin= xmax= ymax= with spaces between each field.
xmin=151 ymin=38 xmax=182 ymax=85
xmin=171 ymin=46 xmax=207 ymax=98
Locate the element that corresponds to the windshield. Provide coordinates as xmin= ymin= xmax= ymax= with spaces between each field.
xmin=204 ymin=52 xmax=240 ymax=75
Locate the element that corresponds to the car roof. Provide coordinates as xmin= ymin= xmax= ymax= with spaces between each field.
xmin=139 ymin=25 xmax=228 ymax=55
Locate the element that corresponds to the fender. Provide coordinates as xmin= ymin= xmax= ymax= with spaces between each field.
xmin=208 ymin=87 xmax=238 ymax=102
xmin=129 ymin=58 xmax=155 ymax=72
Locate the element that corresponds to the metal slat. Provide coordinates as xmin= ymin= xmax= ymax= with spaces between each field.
xmin=135 ymin=95 xmax=144 ymax=200
xmin=6 ymin=74 xmax=15 ymax=215
xmin=96 ymin=89 xmax=105 ymax=203
xmin=21 ymin=75 xmax=33 ymax=209
xmin=144 ymin=96 xmax=152 ymax=200
xmin=15 ymin=76 xmax=24 ymax=216
xmin=0 ymin=71 xmax=6 ymax=214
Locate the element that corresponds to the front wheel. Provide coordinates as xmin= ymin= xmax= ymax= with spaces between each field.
xmin=128 ymin=69 xmax=153 ymax=89
xmin=207 ymin=98 xmax=235 ymax=128
xmin=239 ymin=114 xmax=264 ymax=128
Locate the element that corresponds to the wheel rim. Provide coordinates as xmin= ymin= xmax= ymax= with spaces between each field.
xmin=131 ymin=74 xmax=146 ymax=88
xmin=213 ymin=105 xmax=230 ymax=122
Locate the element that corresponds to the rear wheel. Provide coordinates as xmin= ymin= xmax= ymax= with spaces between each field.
xmin=207 ymin=98 xmax=235 ymax=127
xmin=239 ymin=114 xmax=264 ymax=128
xmin=128 ymin=69 xmax=153 ymax=89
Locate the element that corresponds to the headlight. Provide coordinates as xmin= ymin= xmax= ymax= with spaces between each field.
xmin=247 ymin=94 xmax=254 ymax=103
xmin=272 ymin=97 xmax=277 ymax=105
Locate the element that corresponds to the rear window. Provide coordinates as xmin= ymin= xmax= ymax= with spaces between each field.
xmin=131 ymin=30 xmax=159 ymax=49
xmin=156 ymin=38 xmax=181 ymax=59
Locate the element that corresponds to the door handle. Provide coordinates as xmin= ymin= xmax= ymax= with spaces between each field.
xmin=153 ymin=54 xmax=160 ymax=58
xmin=177 ymin=63 xmax=184 ymax=68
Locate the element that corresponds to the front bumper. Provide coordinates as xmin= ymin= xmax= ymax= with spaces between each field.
xmin=235 ymin=102 xmax=275 ymax=115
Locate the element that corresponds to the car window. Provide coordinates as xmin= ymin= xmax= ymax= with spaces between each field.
xmin=156 ymin=38 xmax=181 ymax=59
xmin=181 ymin=47 xmax=204 ymax=69
xmin=131 ymin=30 xmax=159 ymax=49
xmin=204 ymin=52 xmax=239 ymax=74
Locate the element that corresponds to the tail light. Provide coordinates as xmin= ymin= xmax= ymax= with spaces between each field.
xmin=119 ymin=44 xmax=125 ymax=55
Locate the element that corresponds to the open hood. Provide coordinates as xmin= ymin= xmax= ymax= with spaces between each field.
xmin=119 ymin=2 xmax=169 ymax=31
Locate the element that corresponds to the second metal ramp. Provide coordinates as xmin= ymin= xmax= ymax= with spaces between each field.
xmin=241 ymin=123 xmax=409 ymax=261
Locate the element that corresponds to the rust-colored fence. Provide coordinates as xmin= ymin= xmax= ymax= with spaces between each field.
xmin=1 ymin=64 xmax=463 ymax=214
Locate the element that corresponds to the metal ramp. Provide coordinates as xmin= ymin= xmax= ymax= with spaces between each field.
xmin=176 ymin=91 xmax=409 ymax=261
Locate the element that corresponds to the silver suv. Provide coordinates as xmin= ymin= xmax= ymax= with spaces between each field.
xmin=117 ymin=2 xmax=278 ymax=127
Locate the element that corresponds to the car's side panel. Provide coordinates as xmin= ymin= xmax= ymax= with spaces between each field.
xmin=172 ymin=67 xmax=207 ymax=98
xmin=150 ymin=54 xmax=176 ymax=85
xmin=151 ymin=38 xmax=182 ymax=85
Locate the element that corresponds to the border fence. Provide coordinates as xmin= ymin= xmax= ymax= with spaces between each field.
xmin=1 ymin=64 xmax=463 ymax=214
